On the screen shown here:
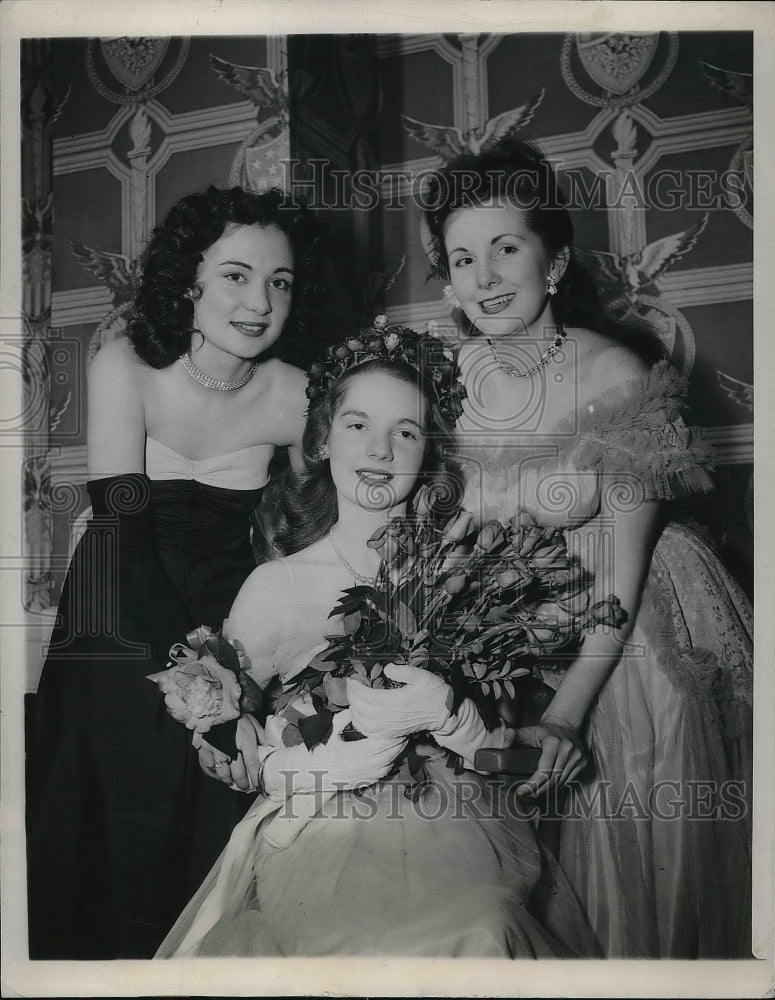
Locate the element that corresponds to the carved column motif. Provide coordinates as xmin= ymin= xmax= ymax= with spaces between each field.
xmin=459 ymin=34 xmax=485 ymax=133
xmin=127 ymin=106 xmax=152 ymax=258
xmin=21 ymin=41 xmax=59 ymax=611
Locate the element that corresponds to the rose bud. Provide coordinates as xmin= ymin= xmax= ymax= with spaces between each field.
xmin=530 ymin=543 xmax=568 ymax=569
xmin=442 ymin=509 xmax=474 ymax=544
xmin=373 ymin=314 xmax=388 ymax=330
xmin=334 ymin=344 xmax=351 ymax=359
xmin=443 ymin=569 xmax=467 ymax=595
xmin=512 ymin=524 xmax=545 ymax=558
xmin=412 ymin=484 xmax=435 ymax=517
xmin=365 ymin=336 xmax=384 ymax=352
xmin=476 ymin=520 xmax=505 ymax=552
xmin=346 ymin=337 xmax=365 ymax=352
xmin=366 ymin=522 xmax=390 ymax=549
xmin=384 ymin=332 xmax=400 ymax=351
xmin=496 ymin=566 xmax=523 ymax=589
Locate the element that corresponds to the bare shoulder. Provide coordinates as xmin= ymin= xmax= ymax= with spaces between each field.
xmin=232 ymin=558 xmax=294 ymax=608
xmin=88 ymin=336 xmax=144 ymax=383
xmin=572 ymin=327 xmax=649 ymax=400
xmin=264 ymin=359 xmax=308 ymax=397
xmin=259 ymin=359 xmax=309 ymax=445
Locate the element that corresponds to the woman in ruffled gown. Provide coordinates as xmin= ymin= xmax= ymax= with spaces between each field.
xmin=421 ymin=136 xmax=753 ymax=957
xmin=27 ymin=186 xmax=341 ymax=958
xmin=155 ymin=327 xmax=599 ymax=959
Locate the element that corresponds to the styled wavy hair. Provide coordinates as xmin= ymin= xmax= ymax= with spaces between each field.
xmin=128 ymin=185 xmax=346 ymax=369
xmin=275 ymin=356 xmax=465 ymax=555
xmin=423 ymin=135 xmax=665 ymax=366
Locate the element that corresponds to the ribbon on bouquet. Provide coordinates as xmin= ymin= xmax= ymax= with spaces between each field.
xmin=148 ymin=623 xmax=263 ymax=760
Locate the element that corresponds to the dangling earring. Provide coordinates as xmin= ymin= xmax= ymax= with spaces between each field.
xmin=547 ymin=275 xmax=558 ymax=296
xmin=443 ymin=284 xmax=462 ymax=310
xmin=315 ymin=443 xmax=329 ymax=461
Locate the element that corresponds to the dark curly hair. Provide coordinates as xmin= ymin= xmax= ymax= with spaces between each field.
xmin=128 ymin=185 xmax=346 ymax=369
xmin=275 ymin=356 xmax=464 ymax=555
xmin=423 ymin=135 xmax=666 ymax=366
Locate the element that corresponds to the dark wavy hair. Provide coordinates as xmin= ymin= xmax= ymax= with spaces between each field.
xmin=275 ymin=357 xmax=464 ymax=555
xmin=423 ymin=135 xmax=666 ymax=366
xmin=128 ymin=185 xmax=345 ymax=369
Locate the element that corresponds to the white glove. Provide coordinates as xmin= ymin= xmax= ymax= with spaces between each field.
xmin=432 ymin=697 xmax=510 ymax=771
xmin=260 ymin=709 xmax=406 ymax=796
xmin=346 ymin=663 xmax=454 ymax=738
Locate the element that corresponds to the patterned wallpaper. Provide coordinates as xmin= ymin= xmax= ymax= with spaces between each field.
xmin=22 ymin=31 xmax=753 ymax=631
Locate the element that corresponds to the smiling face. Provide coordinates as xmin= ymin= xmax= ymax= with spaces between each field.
xmin=191 ymin=222 xmax=294 ymax=370
xmin=327 ymin=369 xmax=428 ymax=515
xmin=444 ymin=200 xmax=566 ymax=339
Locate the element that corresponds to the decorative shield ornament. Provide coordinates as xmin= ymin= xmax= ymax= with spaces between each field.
xmin=100 ymin=37 xmax=170 ymax=92
xmin=576 ymin=33 xmax=659 ymax=95
xmin=244 ymin=128 xmax=291 ymax=193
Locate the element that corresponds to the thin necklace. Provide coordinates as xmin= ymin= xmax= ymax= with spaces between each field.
xmin=179 ymin=351 xmax=259 ymax=391
xmin=328 ymin=528 xmax=376 ymax=585
xmin=486 ymin=326 xmax=566 ymax=379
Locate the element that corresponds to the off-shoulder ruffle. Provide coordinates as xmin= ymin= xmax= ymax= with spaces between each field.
xmin=556 ymin=360 xmax=717 ymax=501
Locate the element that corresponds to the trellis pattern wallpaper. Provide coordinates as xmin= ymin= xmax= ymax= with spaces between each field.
xmin=21 ymin=32 xmax=753 ymax=689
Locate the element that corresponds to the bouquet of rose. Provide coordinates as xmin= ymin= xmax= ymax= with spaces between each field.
xmin=274 ymin=486 xmax=627 ymax=750
xmin=147 ymin=490 xmax=627 ymax=767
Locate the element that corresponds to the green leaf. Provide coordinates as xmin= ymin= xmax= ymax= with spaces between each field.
xmin=344 ymin=610 xmax=362 ymax=634
xmin=392 ymin=600 xmax=417 ymax=638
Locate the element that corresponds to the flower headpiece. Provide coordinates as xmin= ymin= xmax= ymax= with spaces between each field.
xmin=305 ymin=316 xmax=467 ymax=423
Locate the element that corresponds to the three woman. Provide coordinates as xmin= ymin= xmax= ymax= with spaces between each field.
xmin=421 ymin=135 xmax=753 ymax=957
xmin=155 ymin=326 xmax=599 ymax=958
xmin=30 ymin=139 xmax=753 ymax=959
xmin=27 ymin=186 xmax=340 ymax=958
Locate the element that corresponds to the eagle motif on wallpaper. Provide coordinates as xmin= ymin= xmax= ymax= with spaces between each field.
xmin=717 ymin=371 xmax=753 ymax=412
xmin=400 ymin=89 xmax=545 ymax=160
xmin=579 ymin=214 xmax=709 ymax=308
xmin=209 ymin=55 xmax=316 ymax=121
xmin=700 ymin=61 xmax=752 ymax=110
xmin=70 ymin=241 xmax=142 ymax=306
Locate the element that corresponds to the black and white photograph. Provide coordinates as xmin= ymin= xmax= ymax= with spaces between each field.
xmin=1 ymin=1 xmax=773 ymax=996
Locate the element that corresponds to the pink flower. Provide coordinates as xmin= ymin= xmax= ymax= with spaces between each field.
xmin=147 ymin=647 xmax=241 ymax=734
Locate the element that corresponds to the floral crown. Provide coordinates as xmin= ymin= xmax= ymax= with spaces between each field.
xmin=305 ymin=315 xmax=467 ymax=423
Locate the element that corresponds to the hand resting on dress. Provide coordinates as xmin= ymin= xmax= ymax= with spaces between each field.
xmin=513 ymin=716 xmax=588 ymax=797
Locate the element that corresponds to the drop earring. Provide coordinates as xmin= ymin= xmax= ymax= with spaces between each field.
xmin=547 ymin=275 xmax=558 ymax=296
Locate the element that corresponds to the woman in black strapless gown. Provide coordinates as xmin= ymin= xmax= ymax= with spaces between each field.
xmin=27 ymin=186 xmax=344 ymax=958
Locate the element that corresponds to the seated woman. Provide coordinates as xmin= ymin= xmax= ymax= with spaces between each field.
xmin=27 ymin=185 xmax=342 ymax=958
xmin=155 ymin=324 xmax=599 ymax=959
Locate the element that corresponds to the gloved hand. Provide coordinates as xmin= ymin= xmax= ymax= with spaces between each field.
xmin=432 ymin=697 xmax=511 ymax=771
xmin=346 ymin=663 xmax=454 ymax=739
xmin=260 ymin=709 xmax=406 ymax=796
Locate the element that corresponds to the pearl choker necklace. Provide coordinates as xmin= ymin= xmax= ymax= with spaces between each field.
xmin=485 ymin=326 xmax=566 ymax=379
xmin=179 ymin=351 xmax=259 ymax=391
xmin=328 ymin=529 xmax=376 ymax=585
